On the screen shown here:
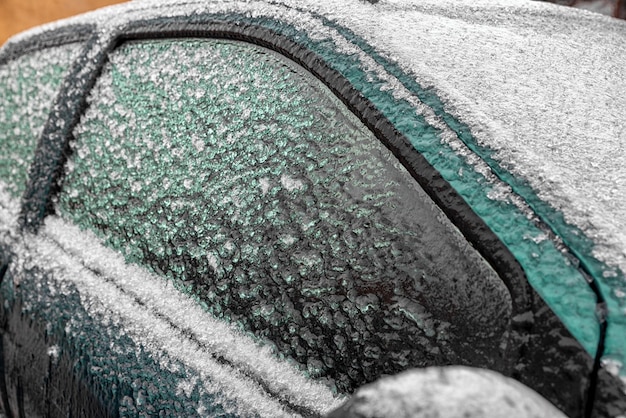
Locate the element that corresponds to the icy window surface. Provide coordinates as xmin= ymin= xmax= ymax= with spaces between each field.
xmin=0 ymin=43 xmax=80 ymax=197
xmin=59 ymin=39 xmax=512 ymax=392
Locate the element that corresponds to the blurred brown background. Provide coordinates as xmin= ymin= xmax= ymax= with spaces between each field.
xmin=0 ymin=0 xmax=127 ymax=46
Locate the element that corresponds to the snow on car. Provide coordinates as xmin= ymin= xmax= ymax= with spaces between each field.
xmin=0 ymin=0 xmax=625 ymax=417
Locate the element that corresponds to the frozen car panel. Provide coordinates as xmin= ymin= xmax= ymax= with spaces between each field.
xmin=0 ymin=0 xmax=625 ymax=417
xmin=58 ymin=38 xmax=512 ymax=392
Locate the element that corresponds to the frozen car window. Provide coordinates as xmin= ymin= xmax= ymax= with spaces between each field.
xmin=58 ymin=38 xmax=512 ymax=392
xmin=0 ymin=43 xmax=81 ymax=197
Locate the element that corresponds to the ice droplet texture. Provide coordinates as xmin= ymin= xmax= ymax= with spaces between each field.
xmin=59 ymin=39 xmax=511 ymax=392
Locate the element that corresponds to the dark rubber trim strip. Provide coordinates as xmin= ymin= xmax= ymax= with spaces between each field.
xmin=0 ymin=336 xmax=12 ymax=416
xmin=20 ymin=32 xmax=115 ymax=230
xmin=586 ymin=298 xmax=608 ymax=417
xmin=0 ymin=261 xmax=7 ymax=286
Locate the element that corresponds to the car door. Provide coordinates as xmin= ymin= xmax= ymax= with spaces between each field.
xmin=2 ymin=4 xmax=625 ymax=417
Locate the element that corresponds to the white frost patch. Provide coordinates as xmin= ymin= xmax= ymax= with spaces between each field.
xmin=259 ymin=177 xmax=270 ymax=195
xmin=0 ymin=183 xmax=20 ymax=227
xmin=47 ymin=345 xmax=60 ymax=362
xmin=176 ymin=376 xmax=198 ymax=399
xmin=280 ymin=235 xmax=297 ymax=246
xmin=280 ymin=174 xmax=304 ymax=192
xmin=523 ymin=232 xmax=549 ymax=245
xmin=601 ymin=357 xmax=626 ymax=395
xmin=34 ymin=216 xmax=342 ymax=417
xmin=206 ymin=252 xmax=219 ymax=272
xmin=602 ymin=357 xmax=623 ymax=378
xmin=130 ymin=181 xmax=142 ymax=193
xmin=191 ymin=134 xmax=205 ymax=153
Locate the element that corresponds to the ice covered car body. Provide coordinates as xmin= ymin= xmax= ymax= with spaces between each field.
xmin=0 ymin=0 xmax=625 ymax=416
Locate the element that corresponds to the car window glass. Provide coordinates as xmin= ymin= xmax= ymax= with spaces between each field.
xmin=0 ymin=43 xmax=81 ymax=198
xmin=58 ymin=38 xmax=512 ymax=392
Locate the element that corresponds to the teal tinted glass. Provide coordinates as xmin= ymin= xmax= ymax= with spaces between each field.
xmin=59 ymin=39 xmax=512 ymax=392
xmin=0 ymin=43 xmax=81 ymax=197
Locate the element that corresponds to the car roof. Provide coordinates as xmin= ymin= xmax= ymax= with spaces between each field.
xmin=2 ymin=0 xmax=625 ymax=388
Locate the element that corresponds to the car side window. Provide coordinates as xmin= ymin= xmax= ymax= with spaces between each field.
xmin=0 ymin=43 xmax=81 ymax=198
xmin=58 ymin=38 xmax=512 ymax=392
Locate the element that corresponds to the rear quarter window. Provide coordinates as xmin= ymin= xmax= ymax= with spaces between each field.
xmin=58 ymin=38 xmax=513 ymax=392
xmin=0 ymin=43 xmax=81 ymax=198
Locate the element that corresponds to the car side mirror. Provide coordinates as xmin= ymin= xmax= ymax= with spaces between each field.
xmin=326 ymin=366 xmax=567 ymax=418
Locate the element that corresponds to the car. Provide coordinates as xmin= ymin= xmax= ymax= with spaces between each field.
xmin=0 ymin=0 xmax=625 ymax=417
